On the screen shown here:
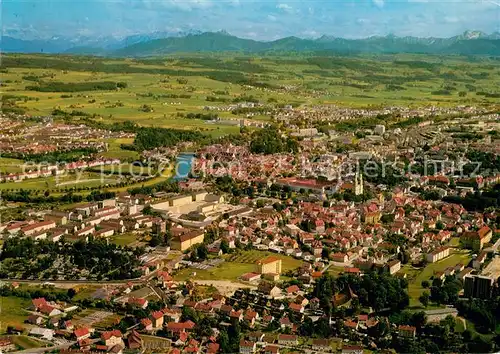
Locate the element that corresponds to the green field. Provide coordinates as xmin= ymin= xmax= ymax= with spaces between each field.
xmin=4 ymin=54 xmax=500 ymax=133
xmin=405 ymin=250 xmax=472 ymax=307
xmin=110 ymin=232 xmax=141 ymax=246
xmin=174 ymin=250 xmax=304 ymax=281
xmin=0 ymin=296 xmax=31 ymax=333
xmin=0 ymin=157 xmax=25 ymax=174
xmin=0 ymin=335 xmax=48 ymax=350
xmin=101 ymin=138 xmax=140 ymax=160
xmin=0 ymin=171 xmax=122 ymax=191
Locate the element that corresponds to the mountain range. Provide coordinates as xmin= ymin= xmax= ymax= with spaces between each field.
xmin=3 ymin=30 xmax=500 ymax=56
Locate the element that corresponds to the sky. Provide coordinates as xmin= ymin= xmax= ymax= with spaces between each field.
xmin=3 ymin=0 xmax=500 ymax=40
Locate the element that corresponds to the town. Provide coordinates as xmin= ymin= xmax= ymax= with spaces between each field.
xmin=1 ymin=98 xmax=500 ymax=354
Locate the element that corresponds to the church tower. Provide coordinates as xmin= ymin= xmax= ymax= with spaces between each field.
xmin=354 ymin=172 xmax=363 ymax=196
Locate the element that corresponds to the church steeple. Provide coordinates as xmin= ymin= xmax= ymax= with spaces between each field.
xmin=355 ymin=171 xmax=363 ymax=196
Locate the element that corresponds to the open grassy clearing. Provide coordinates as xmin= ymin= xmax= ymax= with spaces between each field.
xmin=101 ymin=138 xmax=140 ymax=160
xmin=406 ymin=250 xmax=472 ymax=307
xmin=12 ymin=335 xmax=48 ymax=349
xmin=0 ymin=296 xmax=31 ymax=333
xmin=227 ymin=249 xmax=305 ymax=271
xmin=174 ymin=250 xmax=304 ymax=281
xmin=72 ymin=286 xmax=101 ymax=301
xmin=109 ymin=232 xmax=141 ymax=246
xmin=0 ymin=171 xmax=123 ymax=191
xmin=0 ymin=335 xmax=48 ymax=350
xmin=0 ymin=157 xmax=25 ymax=174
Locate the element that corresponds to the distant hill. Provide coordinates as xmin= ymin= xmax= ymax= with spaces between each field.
xmin=3 ymin=30 xmax=500 ymax=56
xmin=113 ymin=31 xmax=500 ymax=56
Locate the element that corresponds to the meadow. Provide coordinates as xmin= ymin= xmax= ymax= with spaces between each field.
xmin=404 ymin=250 xmax=472 ymax=308
xmin=3 ymin=53 xmax=500 ymax=133
xmin=0 ymin=171 xmax=122 ymax=191
xmin=173 ymin=249 xmax=304 ymax=281
xmin=0 ymin=296 xmax=31 ymax=332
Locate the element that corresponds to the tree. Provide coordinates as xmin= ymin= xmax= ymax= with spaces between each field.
xmin=196 ymin=244 xmax=208 ymax=260
xmin=149 ymin=234 xmax=162 ymax=247
xmin=410 ymin=311 xmax=427 ymax=329
xmin=421 ymin=280 xmax=430 ymax=288
xmin=67 ymin=288 xmax=77 ymax=299
xmin=219 ymin=329 xmax=230 ymax=354
xmin=181 ymin=307 xmax=199 ymax=323
xmin=227 ymin=321 xmax=241 ymax=352
xmin=419 ymin=291 xmax=430 ymax=308
xmin=220 ymin=239 xmax=230 ymax=254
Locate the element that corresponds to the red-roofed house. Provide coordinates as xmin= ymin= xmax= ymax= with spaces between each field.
xmin=101 ymin=330 xmax=122 ymax=347
xmin=151 ymin=311 xmax=164 ymax=328
xmin=128 ymin=297 xmax=148 ymax=309
xmin=141 ymin=318 xmax=153 ymax=331
xmin=74 ymin=328 xmax=90 ymax=341
xmin=31 ymin=298 xmax=48 ymax=311
xmin=398 ymin=325 xmax=416 ymax=338
xmin=277 ymin=334 xmax=298 ymax=346
xmin=207 ymin=342 xmax=220 ymax=353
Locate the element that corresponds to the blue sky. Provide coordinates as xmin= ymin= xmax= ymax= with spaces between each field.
xmin=3 ymin=0 xmax=500 ymax=40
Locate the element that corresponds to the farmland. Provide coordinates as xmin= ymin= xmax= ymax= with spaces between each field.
xmin=3 ymin=54 xmax=500 ymax=134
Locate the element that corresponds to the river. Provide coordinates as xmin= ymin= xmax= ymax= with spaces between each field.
xmin=173 ymin=152 xmax=195 ymax=180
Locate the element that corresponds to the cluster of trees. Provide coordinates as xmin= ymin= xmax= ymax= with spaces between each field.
xmin=133 ymin=127 xmax=205 ymax=150
xmin=139 ymin=104 xmax=154 ymax=112
xmin=185 ymin=112 xmax=219 ymax=120
xmin=360 ymin=160 xmax=407 ymax=187
xmin=2 ymin=94 xmax=38 ymax=115
xmin=137 ymin=92 xmax=191 ymax=99
xmin=0 ymin=237 xmax=143 ymax=280
xmin=411 ymin=187 xmax=442 ymax=201
xmin=456 ymin=298 xmax=499 ymax=333
xmin=451 ymin=132 xmax=484 ymax=141
xmin=86 ymin=190 xmax=116 ymax=201
xmin=180 ymin=57 xmax=268 ymax=74
xmin=26 ymin=81 xmax=127 ymax=92
xmin=443 ymin=186 xmax=500 ymax=211
xmin=464 ymin=150 xmax=500 ymax=175
xmin=0 ymin=190 xmax=85 ymax=204
xmin=477 ymin=91 xmax=500 ymax=98
xmin=52 ymin=108 xmax=92 ymax=118
xmin=206 ymin=96 xmax=229 ymax=103
xmin=249 ymin=127 xmax=298 ymax=155
xmin=429 ymin=276 xmax=462 ymax=305
xmin=149 ymin=222 xmax=172 ymax=247
xmin=231 ymin=106 xmax=269 ymax=115
xmin=5 ymin=147 xmax=98 ymax=163
xmin=188 ymin=244 xmax=209 ymax=261
xmin=0 ymin=284 xmax=74 ymax=303
xmin=128 ymin=179 xmax=180 ymax=195
xmin=313 ymin=273 xmax=409 ymax=315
